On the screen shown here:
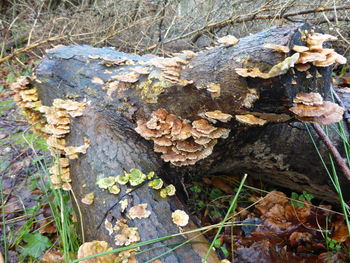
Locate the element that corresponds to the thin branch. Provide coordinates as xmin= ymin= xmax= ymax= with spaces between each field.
xmin=0 ymin=36 xmax=66 ymax=64
xmin=145 ymin=4 xmax=350 ymax=51
xmin=311 ymin=123 xmax=350 ymax=181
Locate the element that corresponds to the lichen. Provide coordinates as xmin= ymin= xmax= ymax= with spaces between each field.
xmin=135 ymin=71 xmax=173 ymax=103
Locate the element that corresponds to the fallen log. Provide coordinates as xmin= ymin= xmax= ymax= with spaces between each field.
xmin=26 ymin=23 xmax=348 ymax=261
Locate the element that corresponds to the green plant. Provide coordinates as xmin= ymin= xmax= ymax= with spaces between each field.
xmin=306 ymin=121 xmax=350 ymax=244
xmin=22 ymin=130 xmax=80 ymax=261
xmin=21 ymin=233 xmax=52 ymax=259
xmin=291 ymin=191 xmax=314 ymax=207
xmin=213 ymin=239 xmax=229 ymax=258
xmin=325 ymin=237 xmax=342 ymax=252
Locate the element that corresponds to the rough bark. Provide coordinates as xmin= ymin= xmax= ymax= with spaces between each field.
xmin=33 ymin=23 xmax=348 ymax=262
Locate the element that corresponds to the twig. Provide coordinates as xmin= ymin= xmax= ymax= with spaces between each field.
xmin=311 ymin=123 xmax=350 ymax=181
xmin=0 ymin=36 xmax=66 ymax=64
xmin=145 ymin=4 xmax=350 ymax=51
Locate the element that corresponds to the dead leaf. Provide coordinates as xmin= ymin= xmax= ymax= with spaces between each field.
xmin=289 ymin=231 xmax=312 ymax=247
xmin=332 ymin=218 xmax=349 ymax=242
xmin=42 ymin=250 xmax=64 ymax=263
xmin=38 ymin=220 xmax=57 ymax=234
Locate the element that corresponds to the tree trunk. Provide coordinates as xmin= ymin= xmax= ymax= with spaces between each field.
xmin=33 ymin=23 xmax=348 ymax=262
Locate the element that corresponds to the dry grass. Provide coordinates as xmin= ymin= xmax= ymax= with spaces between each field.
xmin=0 ymin=0 xmax=349 ymax=60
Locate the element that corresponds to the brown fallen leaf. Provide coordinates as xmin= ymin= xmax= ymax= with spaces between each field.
xmin=332 ymin=217 xmax=349 ymax=242
xmin=42 ymin=250 xmax=64 ymax=263
xmin=39 ymin=219 xmax=57 ymax=234
xmin=210 ymin=177 xmax=234 ymax=194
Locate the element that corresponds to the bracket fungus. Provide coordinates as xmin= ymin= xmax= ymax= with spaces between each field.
xmin=77 ymin=240 xmax=116 ymax=263
xmin=235 ymin=53 xmax=299 ymax=79
xmin=196 ymin=83 xmax=221 ymax=99
xmin=135 ymin=109 xmax=230 ymax=166
xmin=235 ymin=114 xmax=267 ymax=126
xmin=236 ymin=32 xmax=346 ymax=77
xmin=171 ymin=210 xmax=189 ymax=227
xmin=294 ymin=32 xmax=346 ymax=71
xmin=82 ymin=192 xmax=95 ymax=205
xmin=264 ymin=43 xmax=290 ymax=53
xmin=10 ymin=76 xmax=45 ymax=135
xmin=290 ymin=92 xmax=344 ymax=125
xmin=204 ymin=110 xmax=233 ymax=123
xmin=128 ymin=204 xmax=151 ymax=219
xmin=114 ymin=219 xmax=141 ymax=246
xmin=217 ymin=35 xmax=239 ymax=46
xmin=11 ymin=77 xmax=90 ymax=191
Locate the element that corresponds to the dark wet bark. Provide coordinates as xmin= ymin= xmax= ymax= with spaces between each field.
xmin=34 ymin=23 xmax=348 ymax=262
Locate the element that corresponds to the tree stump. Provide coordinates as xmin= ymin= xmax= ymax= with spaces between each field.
xmin=31 ymin=23 xmax=348 ymax=262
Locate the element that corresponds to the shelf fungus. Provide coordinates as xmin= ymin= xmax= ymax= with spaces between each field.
xmin=159 ymin=184 xmax=176 ymax=198
xmin=236 ymin=32 xmax=346 ymax=78
xmin=135 ymin=109 xmax=230 ymax=166
xmin=128 ymin=204 xmax=151 ymax=219
xmin=197 ymin=83 xmax=221 ymax=99
xmin=204 ymin=110 xmax=232 ymax=123
xmin=235 ymin=114 xmax=267 ymax=126
xmin=114 ymin=219 xmax=141 ymax=246
xmin=290 ymin=92 xmax=344 ymax=125
xmin=146 ymin=56 xmax=192 ymax=86
xmin=294 ymin=32 xmax=346 ymax=71
xmin=81 ymin=192 xmax=95 ymax=205
xmin=217 ymin=35 xmax=239 ymax=46
xmin=38 ymin=99 xmax=88 ymax=190
xmin=10 ymin=76 xmax=46 ymax=135
xmin=235 ymin=53 xmax=299 ymax=79
xmin=171 ymin=210 xmax=189 ymax=227
xmin=264 ymin=43 xmax=290 ymax=53
xmin=77 ymin=240 xmax=116 ymax=263
xmin=11 ymin=76 xmax=89 ymax=191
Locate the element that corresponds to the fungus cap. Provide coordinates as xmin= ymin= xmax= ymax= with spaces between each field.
xmin=192 ymin=119 xmax=217 ymax=134
xmin=292 ymin=45 xmax=309 ymax=53
xmin=204 ymin=110 xmax=233 ymax=123
xmin=293 ymin=92 xmax=323 ymax=106
xmin=128 ymin=204 xmax=151 ymax=219
xmin=235 ymin=114 xmax=267 ymax=126
xmin=264 ymin=44 xmax=290 ymax=53
xmin=290 ymin=101 xmax=340 ymax=117
xmin=172 ymin=210 xmax=189 ymax=227
xmin=295 ymin=63 xmax=311 ymax=72
xmin=297 ymin=52 xmax=326 ymax=64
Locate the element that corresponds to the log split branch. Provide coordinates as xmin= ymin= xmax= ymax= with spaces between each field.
xmin=311 ymin=123 xmax=350 ymax=181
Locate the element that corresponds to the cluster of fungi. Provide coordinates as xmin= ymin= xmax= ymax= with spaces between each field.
xmin=235 ymin=31 xmax=346 ymax=78
xmin=11 ymin=76 xmax=89 ymax=190
xmin=135 ymin=109 xmax=230 ymax=166
xmin=290 ymin=92 xmax=344 ymax=125
xmin=134 ymin=31 xmax=347 ymax=166
xmin=294 ymin=32 xmax=346 ymax=71
xmin=10 ymin=76 xmax=46 ymax=135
